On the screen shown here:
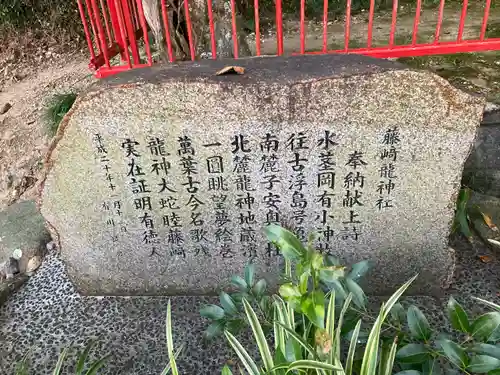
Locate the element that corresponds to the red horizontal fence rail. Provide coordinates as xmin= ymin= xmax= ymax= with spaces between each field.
xmin=77 ymin=0 xmax=500 ymax=78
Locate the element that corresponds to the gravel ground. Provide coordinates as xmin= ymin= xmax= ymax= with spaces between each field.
xmin=0 ymin=235 xmax=499 ymax=374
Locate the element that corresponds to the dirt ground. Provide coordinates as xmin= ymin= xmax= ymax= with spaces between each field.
xmin=0 ymin=2 xmax=499 ymax=210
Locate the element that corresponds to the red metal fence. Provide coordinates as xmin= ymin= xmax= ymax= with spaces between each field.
xmin=78 ymin=0 xmax=500 ymax=78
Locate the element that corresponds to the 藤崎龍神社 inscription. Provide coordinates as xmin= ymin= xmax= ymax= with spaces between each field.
xmin=91 ymin=128 xmax=402 ymax=261
xmin=40 ymin=55 xmax=484 ymax=296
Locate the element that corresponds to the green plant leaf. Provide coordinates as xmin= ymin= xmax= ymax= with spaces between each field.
xmin=245 ymin=263 xmax=255 ymax=287
xmin=311 ymin=252 xmax=324 ymax=270
xmin=221 ymin=365 xmax=233 ymax=375
xmin=299 ymin=272 xmax=309 ymax=295
xmin=204 ymin=320 xmax=226 ymax=340
xmin=242 ymin=299 xmax=274 ymax=371
xmin=346 ymin=320 xmax=362 ymax=375
xmin=348 ymin=260 xmax=370 ymax=281
xmin=407 ymin=305 xmax=432 ymax=341
xmin=200 ymin=305 xmax=225 ymax=320
xmin=220 ymin=292 xmax=238 ymax=316
xmin=252 ymin=279 xmax=267 ymax=297
xmin=326 ymin=292 xmax=336 ymax=364
xmin=390 ymin=303 xmax=406 ymax=324
xmin=394 ymin=371 xmax=422 ymax=375
xmin=447 ymin=296 xmax=470 ymax=333
xmin=224 ymin=331 xmax=260 ymax=375
xmin=468 ymin=355 xmax=500 ymax=373
xmin=231 ymin=276 xmax=248 ymax=291
xmin=160 ymin=346 xmax=184 ymax=375
xmin=335 ymin=294 xmax=353 ymax=362
xmin=285 ymin=360 xmax=342 ymax=373
xmin=470 ymin=344 xmax=500 ymax=360
xmin=345 ymin=279 xmax=367 ymax=309
xmin=166 ymin=300 xmax=179 ymax=375
xmin=264 ymin=224 xmax=307 ymax=261
xmin=437 ymin=339 xmax=467 ymax=369
xmin=488 ymin=370 xmax=500 ymax=375
xmin=301 ymin=290 xmax=325 ymax=329
xmin=275 ymin=322 xmax=319 ymax=360
xmin=279 ymin=283 xmax=302 ymax=298
xmin=53 ymin=346 xmax=70 ymax=375
xmin=85 ymin=355 xmax=111 ymax=375
xmin=422 ymin=359 xmax=442 ymax=375
xmin=319 ymin=266 xmax=346 ymax=283
xmin=328 ymin=279 xmax=348 ymax=300
xmin=76 ymin=341 xmax=95 ymax=375
xmin=474 ymin=297 xmax=500 ymax=312
xmin=325 ymin=256 xmax=341 ymax=266
xmin=396 ymin=344 xmax=430 ymax=364
xmin=284 ymin=337 xmax=302 ymax=363
xmin=471 ymin=313 xmax=500 ymax=341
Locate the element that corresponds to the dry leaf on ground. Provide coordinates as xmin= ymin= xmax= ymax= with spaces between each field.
xmin=480 ymin=211 xmax=499 ymax=232
xmin=216 ymin=66 xmax=245 ymax=76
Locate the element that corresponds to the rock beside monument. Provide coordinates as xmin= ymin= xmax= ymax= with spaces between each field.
xmin=40 ymin=55 xmax=484 ymax=296
xmin=468 ymin=191 xmax=500 ymax=249
xmin=463 ymin=122 xmax=500 ymax=198
xmin=0 ymin=200 xmax=51 ymax=273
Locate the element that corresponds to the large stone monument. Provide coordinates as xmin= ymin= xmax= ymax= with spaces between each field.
xmin=39 ymin=55 xmax=484 ymax=296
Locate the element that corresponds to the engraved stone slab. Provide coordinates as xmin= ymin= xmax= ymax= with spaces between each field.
xmin=39 ymin=55 xmax=484 ymax=295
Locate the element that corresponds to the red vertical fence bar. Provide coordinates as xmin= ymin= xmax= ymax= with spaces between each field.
xmin=276 ymin=0 xmax=284 ymax=55
xmin=77 ymin=0 xmax=97 ymax=61
xmin=135 ymin=0 xmax=153 ymax=64
xmin=206 ymin=0 xmax=217 ymax=58
xmin=300 ymin=0 xmax=306 ymax=54
xmin=367 ymin=0 xmax=375 ymax=48
xmin=230 ymin=0 xmax=239 ymax=58
xmin=121 ymin=0 xmax=140 ymax=64
xmin=100 ymin=0 xmax=113 ymax=42
xmin=114 ymin=0 xmax=132 ymax=68
xmin=90 ymin=0 xmax=111 ymax=67
xmin=84 ymin=0 xmax=102 ymax=55
xmin=183 ymin=0 xmax=196 ymax=60
xmin=254 ymin=0 xmax=261 ymax=56
xmin=389 ymin=0 xmax=398 ymax=47
xmin=344 ymin=0 xmax=351 ymax=51
xmin=457 ymin=0 xmax=469 ymax=42
xmin=434 ymin=0 xmax=445 ymax=43
xmin=107 ymin=0 xmax=127 ymax=61
xmin=160 ymin=0 xmax=175 ymax=61
xmin=322 ymin=0 xmax=328 ymax=52
xmin=480 ymin=0 xmax=492 ymax=41
xmin=412 ymin=0 xmax=422 ymax=45
xmin=129 ymin=0 xmax=139 ymax=29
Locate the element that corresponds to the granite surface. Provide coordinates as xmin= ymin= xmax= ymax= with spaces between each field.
xmin=40 ymin=55 xmax=484 ymax=295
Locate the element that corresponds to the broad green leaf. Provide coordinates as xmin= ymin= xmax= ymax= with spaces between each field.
xmin=85 ymin=355 xmax=111 ymax=375
xmin=470 ymin=344 xmax=500 ymax=360
xmin=245 ymin=263 xmax=255 ymax=287
xmin=346 ymin=320 xmax=361 ymax=375
xmin=345 ymin=279 xmax=367 ymax=309
xmin=471 ymin=313 xmax=500 ymax=341
xmin=284 ymin=337 xmax=302 ymax=363
xmin=220 ymin=292 xmax=238 ymax=315
xmin=396 ymin=344 xmax=430 ymax=364
xmin=225 ymin=319 xmax=244 ymax=335
xmin=204 ymin=321 xmax=226 ymax=340
xmin=348 ymin=260 xmax=370 ymax=281
xmin=390 ymin=303 xmax=406 ymax=324
xmin=394 ymin=371 xmax=422 ymax=375
xmin=468 ymin=355 xmax=500 ymax=373
xmin=166 ymin=300 xmax=179 ymax=375
xmin=328 ymin=279 xmax=348 ymax=301
xmin=474 ymin=297 xmax=500 ymax=312
xmin=301 ymin=291 xmax=326 ymax=329
xmin=231 ymin=276 xmax=248 ymax=291
xmin=422 ymin=359 xmax=442 ymax=375
xmin=243 ymin=299 xmax=274 ymax=371
xmin=319 ymin=266 xmax=346 ymax=283
xmin=252 ymin=279 xmax=267 ymax=297
xmin=286 ymin=360 xmax=342 ymax=373
xmin=382 ymin=275 xmax=418 ymax=321
xmin=447 ymin=296 xmax=470 ymax=333
xmin=407 ymin=305 xmax=432 ymax=341
xmin=76 ymin=341 xmax=95 ymax=375
xmin=224 ymin=331 xmax=260 ymax=375
xmin=221 ymin=365 xmax=233 ymax=375
xmin=437 ymin=339 xmax=467 ymax=369
xmin=264 ymin=224 xmax=306 ymax=260
xmin=53 ymin=347 xmax=70 ymax=375
xmin=279 ymin=283 xmax=302 ymax=298
xmin=200 ymin=305 xmax=225 ymax=320
xmin=325 ymin=256 xmax=341 ymax=266
xmin=488 ymin=370 xmax=500 ymax=375
xmin=311 ymin=252 xmax=324 ymax=270
xmin=299 ymin=272 xmax=309 ymax=295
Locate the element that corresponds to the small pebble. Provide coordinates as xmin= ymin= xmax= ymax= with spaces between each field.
xmin=12 ymin=248 xmax=22 ymax=260
xmin=0 ymin=103 xmax=12 ymax=115
xmin=46 ymin=241 xmax=55 ymax=251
